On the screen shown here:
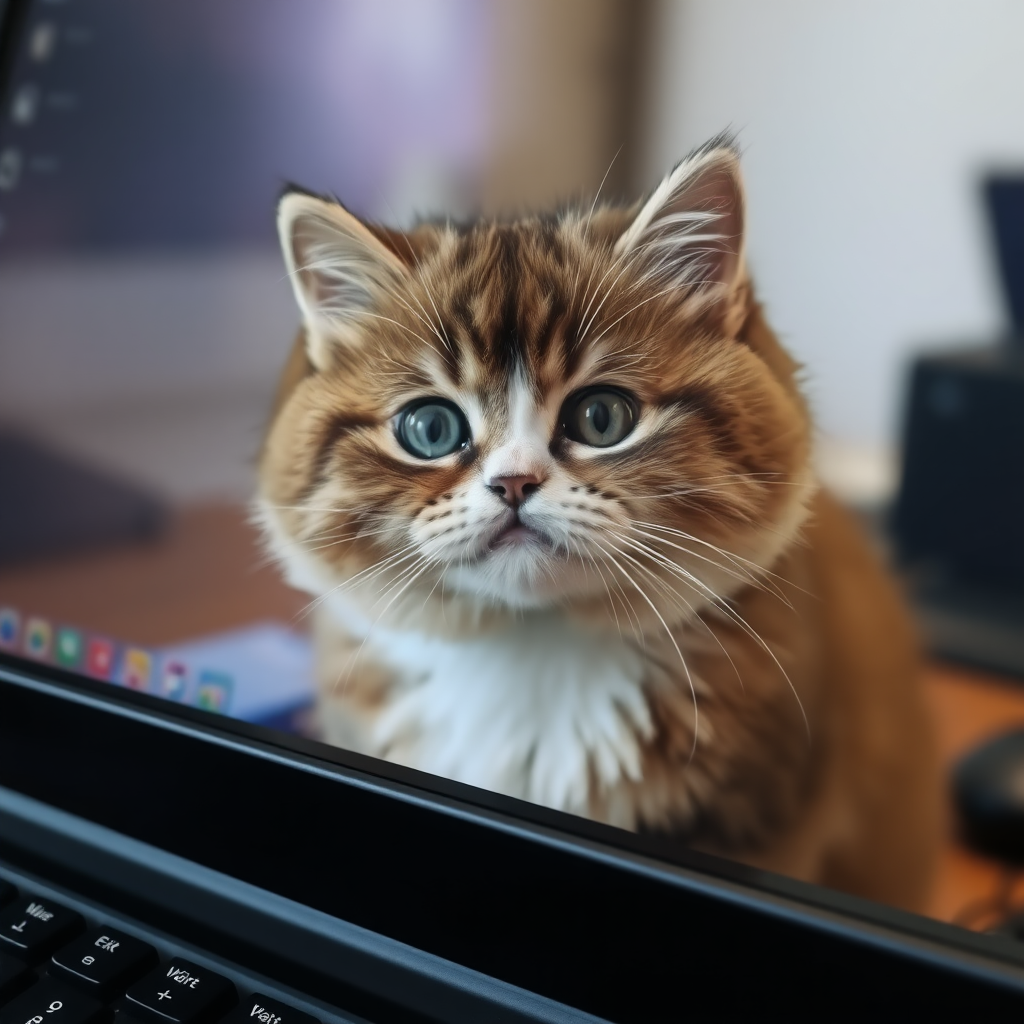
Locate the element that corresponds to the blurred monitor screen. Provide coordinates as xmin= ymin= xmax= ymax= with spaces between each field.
xmin=0 ymin=0 xmax=492 ymax=729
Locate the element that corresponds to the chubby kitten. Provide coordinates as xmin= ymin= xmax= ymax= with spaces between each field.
xmin=258 ymin=137 xmax=939 ymax=910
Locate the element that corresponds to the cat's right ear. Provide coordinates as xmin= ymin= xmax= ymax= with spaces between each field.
xmin=614 ymin=141 xmax=745 ymax=304
xmin=277 ymin=191 xmax=410 ymax=371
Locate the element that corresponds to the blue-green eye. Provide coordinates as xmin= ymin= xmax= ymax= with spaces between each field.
xmin=396 ymin=399 xmax=470 ymax=459
xmin=562 ymin=388 xmax=637 ymax=447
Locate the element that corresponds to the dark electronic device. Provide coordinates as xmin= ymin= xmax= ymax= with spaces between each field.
xmin=954 ymin=728 xmax=1024 ymax=864
xmin=894 ymin=177 xmax=1024 ymax=676
xmin=988 ymin=177 xmax=1024 ymax=331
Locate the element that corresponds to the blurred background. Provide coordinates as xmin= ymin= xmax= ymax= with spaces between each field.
xmin=4 ymin=0 xmax=1023 ymax=506
xmin=2 ymin=0 xmax=1024 ymax=928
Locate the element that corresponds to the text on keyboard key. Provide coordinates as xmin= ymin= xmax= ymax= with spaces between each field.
xmin=124 ymin=959 xmax=235 ymax=1024
xmin=220 ymin=994 xmax=320 ymax=1024
xmin=0 ymin=978 xmax=105 ymax=1024
xmin=50 ymin=929 xmax=158 ymax=1001
xmin=0 ymin=899 xmax=84 ymax=962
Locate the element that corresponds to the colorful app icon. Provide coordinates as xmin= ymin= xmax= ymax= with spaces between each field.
xmin=54 ymin=627 xmax=83 ymax=668
xmin=0 ymin=608 xmax=19 ymax=650
xmin=86 ymin=637 xmax=115 ymax=680
xmin=24 ymin=617 xmax=52 ymax=660
xmin=121 ymin=648 xmax=152 ymax=691
xmin=159 ymin=660 xmax=189 ymax=702
xmin=195 ymin=670 xmax=233 ymax=714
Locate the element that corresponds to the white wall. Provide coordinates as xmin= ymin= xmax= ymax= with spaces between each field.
xmin=646 ymin=0 xmax=1024 ymax=479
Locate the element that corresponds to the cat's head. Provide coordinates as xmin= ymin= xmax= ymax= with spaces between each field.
xmin=258 ymin=138 xmax=815 ymax=629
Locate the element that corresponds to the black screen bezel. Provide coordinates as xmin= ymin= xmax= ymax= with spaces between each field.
xmin=4 ymin=651 xmax=1024 ymax=1020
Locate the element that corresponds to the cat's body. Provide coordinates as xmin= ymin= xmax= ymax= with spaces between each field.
xmin=259 ymin=139 xmax=939 ymax=910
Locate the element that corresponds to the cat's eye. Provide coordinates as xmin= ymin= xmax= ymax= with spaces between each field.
xmin=562 ymin=388 xmax=637 ymax=448
xmin=396 ymin=399 xmax=470 ymax=459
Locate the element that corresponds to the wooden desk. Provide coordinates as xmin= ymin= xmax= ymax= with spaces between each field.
xmin=2 ymin=502 xmax=1022 ymax=926
xmin=0 ymin=504 xmax=307 ymax=647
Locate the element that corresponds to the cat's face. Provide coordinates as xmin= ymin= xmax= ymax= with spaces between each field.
xmin=259 ymin=142 xmax=814 ymax=628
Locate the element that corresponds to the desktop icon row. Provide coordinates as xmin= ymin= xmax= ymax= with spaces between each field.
xmin=0 ymin=606 xmax=232 ymax=714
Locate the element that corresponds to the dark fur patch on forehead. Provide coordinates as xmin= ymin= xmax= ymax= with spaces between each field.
xmin=427 ymin=219 xmax=615 ymax=390
xmin=532 ymin=291 xmax=569 ymax=371
xmin=494 ymin=232 xmax=523 ymax=377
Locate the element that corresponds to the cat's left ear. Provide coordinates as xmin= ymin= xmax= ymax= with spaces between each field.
xmin=615 ymin=142 xmax=745 ymax=301
xmin=277 ymin=190 xmax=411 ymax=371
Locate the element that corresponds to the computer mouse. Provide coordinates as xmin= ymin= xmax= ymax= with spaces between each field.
xmin=953 ymin=728 xmax=1024 ymax=863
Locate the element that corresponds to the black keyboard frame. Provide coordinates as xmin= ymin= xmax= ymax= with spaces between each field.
xmin=0 ymin=860 xmax=366 ymax=1024
xmin=4 ymin=653 xmax=1024 ymax=1021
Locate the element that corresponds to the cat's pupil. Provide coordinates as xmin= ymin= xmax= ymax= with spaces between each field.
xmin=397 ymin=400 xmax=469 ymax=459
xmin=564 ymin=388 xmax=635 ymax=448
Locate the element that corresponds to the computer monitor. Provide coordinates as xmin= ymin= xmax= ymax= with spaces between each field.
xmin=985 ymin=175 xmax=1024 ymax=345
xmin=3 ymin=2 xmax=1024 ymax=1018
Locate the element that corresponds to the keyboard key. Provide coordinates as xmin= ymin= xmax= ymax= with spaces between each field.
xmin=125 ymin=959 xmax=235 ymax=1024
xmin=51 ymin=929 xmax=157 ymax=1000
xmin=0 ymin=886 xmax=14 ymax=911
xmin=221 ymin=995 xmax=320 ymax=1024
xmin=0 ymin=978 xmax=105 ymax=1024
xmin=0 ymin=898 xmax=83 ymax=962
xmin=0 ymin=952 xmax=31 ymax=1005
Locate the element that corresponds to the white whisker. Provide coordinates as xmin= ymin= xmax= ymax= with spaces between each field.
xmin=591 ymin=537 xmax=700 ymax=760
xmin=607 ymin=531 xmax=745 ymax=692
xmin=613 ymin=531 xmax=808 ymax=739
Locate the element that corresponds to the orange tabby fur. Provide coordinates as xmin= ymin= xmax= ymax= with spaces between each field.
xmin=258 ymin=141 xmax=940 ymax=910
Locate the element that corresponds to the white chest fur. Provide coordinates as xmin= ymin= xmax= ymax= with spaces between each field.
xmin=327 ymin=598 xmax=653 ymax=816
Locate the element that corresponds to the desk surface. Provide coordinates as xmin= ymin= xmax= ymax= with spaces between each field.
xmin=2 ymin=502 xmax=1022 ymax=927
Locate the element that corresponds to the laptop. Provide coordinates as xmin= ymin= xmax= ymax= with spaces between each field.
xmin=2 ymin=1 xmax=1024 ymax=1019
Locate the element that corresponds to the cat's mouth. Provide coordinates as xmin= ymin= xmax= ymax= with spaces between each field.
xmin=489 ymin=514 xmax=550 ymax=551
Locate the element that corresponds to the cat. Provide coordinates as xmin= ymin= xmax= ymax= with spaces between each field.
xmin=257 ymin=136 xmax=940 ymax=911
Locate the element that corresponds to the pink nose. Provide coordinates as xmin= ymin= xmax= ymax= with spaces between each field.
xmin=488 ymin=474 xmax=543 ymax=508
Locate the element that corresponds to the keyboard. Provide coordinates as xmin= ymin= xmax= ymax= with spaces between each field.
xmin=0 ymin=869 xmax=365 ymax=1024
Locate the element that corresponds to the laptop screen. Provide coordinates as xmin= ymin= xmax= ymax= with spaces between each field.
xmin=0 ymin=0 xmax=491 ymax=729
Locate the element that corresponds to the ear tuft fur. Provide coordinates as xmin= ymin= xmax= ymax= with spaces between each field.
xmin=277 ymin=191 xmax=409 ymax=371
xmin=616 ymin=136 xmax=745 ymax=298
